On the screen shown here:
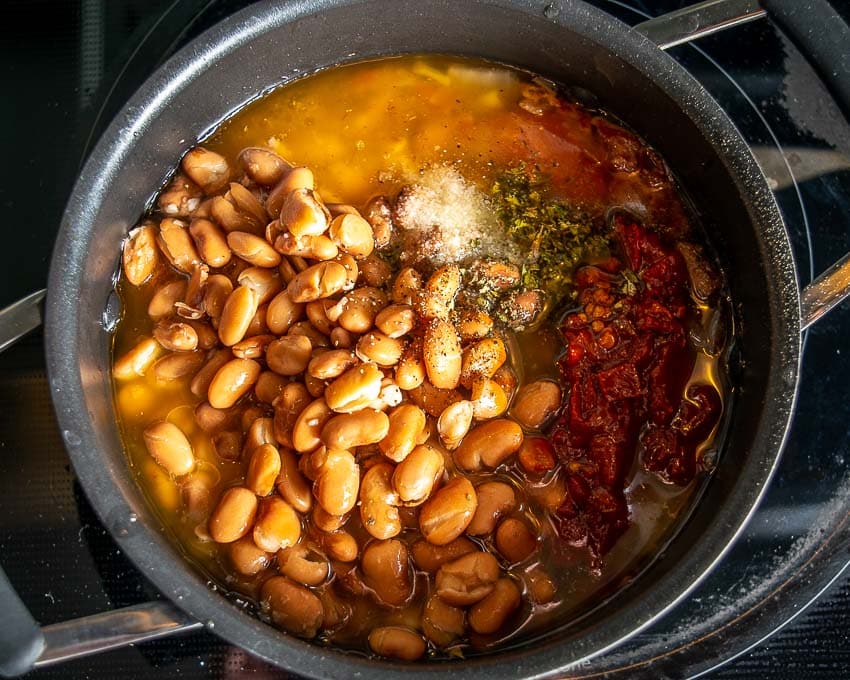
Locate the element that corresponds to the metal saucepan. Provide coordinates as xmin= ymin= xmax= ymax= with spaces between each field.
xmin=2 ymin=0 xmax=849 ymax=677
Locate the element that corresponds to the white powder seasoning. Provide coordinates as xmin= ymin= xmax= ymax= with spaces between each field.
xmin=394 ymin=166 xmax=520 ymax=266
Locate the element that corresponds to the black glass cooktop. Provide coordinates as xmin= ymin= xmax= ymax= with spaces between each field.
xmin=1 ymin=0 xmax=849 ymax=678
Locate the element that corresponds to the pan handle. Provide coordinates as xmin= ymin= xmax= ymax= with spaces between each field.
xmin=0 ymin=294 xmax=202 ymax=676
xmin=635 ymin=0 xmax=766 ymax=50
xmin=800 ymin=252 xmax=850 ymax=331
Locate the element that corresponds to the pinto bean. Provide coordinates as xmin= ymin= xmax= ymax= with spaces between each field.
xmin=357 ymin=252 xmax=393 ymax=287
xmin=375 ymin=304 xmax=414 ymax=339
xmin=469 ymin=578 xmax=521 ymax=635
xmin=378 ymin=403 xmax=426 ymax=462
xmin=148 ymin=280 xmax=187 ymax=320
xmin=253 ymin=496 xmax=301 ymax=552
xmin=218 ymin=286 xmax=259 ymax=347
xmin=524 ymin=566 xmax=557 ymax=604
xmin=324 ymin=362 xmax=383 ymax=413
xmin=422 ymin=595 xmax=466 ymax=647
xmin=208 ymin=486 xmax=257 ymax=543
xmin=272 ymin=382 xmax=311 ymax=448
xmin=152 ymin=350 xmax=205 ymax=382
xmin=228 ymin=182 xmax=267 ymax=226
xmin=408 ymin=381 xmax=463 ymax=418
xmin=291 ymin=397 xmax=333 ymax=453
xmin=157 ymin=174 xmax=202 ymax=218
xmin=280 ymin=187 xmax=330 ymax=238
xmin=355 ymin=331 xmax=403 ymax=367
xmin=368 ymin=627 xmax=425 ymax=661
xmin=237 ymin=266 xmax=282 ymax=305
xmin=228 ymin=535 xmax=272 ymax=576
xmin=114 ymin=336 xmax=160 ymax=379
xmin=329 ymin=327 xmax=354 ymax=349
xmin=359 ymin=462 xmax=401 ymax=540
xmin=395 ymin=338 xmax=426 ymax=391
xmin=454 ymin=419 xmax=523 ymax=471
xmin=153 ymin=320 xmax=198 ymax=352
xmin=278 ymin=543 xmax=329 ymax=587
xmin=210 ymin=194 xmax=261 ymax=234
xmin=260 ymin=576 xmax=323 ymax=638
xmin=182 ymin=147 xmax=230 ymax=194
xmin=312 ymin=504 xmax=349 ymax=532
xmin=194 ymin=401 xmax=238 ymax=434
xmin=361 ymin=539 xmax=412 ymax=607
xmin=466 ymin=482 xmax=516 ymax=536
xmin=275 ymin=447 xmax=313 ymax=514
xmin=143 ymin=421 xmax=194 ymax=477
xmin=455 ymin=309 xmax=494 ymax=341
xmin=336 ymin=286 xmax=385 ymax=333
xmin=308 ymin=349 xmax=357 ymax=380
xmin=422 ymin=319 xmax=462 ymax=389
xmin=227 ymin=231 xmax=281 ymax=268
xmin=157 ymin=217 xmax=201 ymax=273
xmin=411 ymin=537 xmax=478 ymax=573
xmin=321 ymin=410 xmax=389 ymax=450
xmin=189 ymin=348 xmax=231 ymax=397
xmin=304 ymin=299 xmax=336 ymax=336
xmin=317 ymin=530 xmax=358 ymax=562
xmin=460 ymin=337 xmax=507 ymax=389
xmin=419 ymin=476 xmax=477 ymax=546
xmin=315 ymin=448 xmax=359 ymax=516
xmin=328 ymin=213 xmax=374 ymax=258
xmin=202 ymin=275 xmax=233 ymax=323
xmin=437 ymin=400 xmax=474 ymax=450
xmin=231 ymin=333 xmax=275 ymax=360
xmin=287 ymin=261 xmax=348 ymax=303
xmin=420 ymin=264 xmax=460 ymax=320
xmin=332 ymin=253 xmax=359 ymax=291
xmin=212 ymin=430 xmax=243 ymax=461
xmin=469 ymin=377 xmax=509 ymax=420
xmin=511 ymin=380 xmax=562 ymax=429
xmin=189 ymin=217 xmax=231 ymax=268
xmin=245 ymin=443 xmax=281 ymax=496
xmin=238 ymin=147 xmax=290 ymax=186
xmin=391 ymin=266 xmax=422 ymax=305
xmin=207 ymin=358 xmax=261 ymax=409
xmin=122 ymin=223 xmax=159 ymax=285
xmin=435 ymin=551 xmax=499 ymax=606
xmin=495 ymin=517 xmax=537 ymax=563
xmin=364 ymin=195 xmax=394 ymax=249
xmin=267 ymin=166 xmax=316 ymax=217
xmin=266 ymin=335 xmax=312 ymax=376
xmin=392 ymin=444 xmax=444 ymax=505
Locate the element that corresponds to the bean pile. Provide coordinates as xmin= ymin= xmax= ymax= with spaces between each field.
xmin=115 ymin=145 xmax=566 ymax=658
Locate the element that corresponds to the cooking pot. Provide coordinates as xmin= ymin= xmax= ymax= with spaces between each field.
xmin=2 ymin=0 xmax=849 ymax=677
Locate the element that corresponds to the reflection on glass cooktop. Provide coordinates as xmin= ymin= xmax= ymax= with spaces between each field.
xmin=0 ymin=0 xmax=848 ymax=677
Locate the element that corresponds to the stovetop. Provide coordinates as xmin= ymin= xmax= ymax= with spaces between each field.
xmin=1 ymin=0 xmax=849 ymax=677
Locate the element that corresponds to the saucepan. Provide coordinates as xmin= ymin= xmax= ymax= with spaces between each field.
xmin=1 ymin=0 xmax=849 ymax=677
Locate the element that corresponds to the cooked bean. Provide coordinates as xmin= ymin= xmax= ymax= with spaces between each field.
xmin=291 ymin=397 xmax=333 ymax=453
xmin=114 ymin=336 xmax=160 ymax=379
xmin=373 ymin=304 xmax=413 ymax=340
xmin=361 ymin=539 xmax=412 ymax=607
xmin=228 ymin=535 xmax=272 ymax=576
xmin=267 ymin=166 xmax=316 ymax=217
xmin=246 ymin=302 xmax=270 ymax=337
xmin=238 ymin=147 xmax=290 ymax=185
xmin=419 ymin=476 xmax=477 ymax=546
xmin=329 ymin=326 xmax=354 ymax=349
xmin=395 ymin=338 xmax=426 ymax=391
xmin=329 ymin=213 xmax=374 ymax=258
xmin=317 ymin=530 xmax=358 ymax=562
xmin=218 ymin=286 xmax=258 ymax=347
xmin=189 ymin=217 xmax=231 ymax=268
xmin=308 ymin=349 xmax=357 ymax=380
xmin=152 ymin=350 xmax=205 ymax=382
xmin=194 ymin=401 xmax=237 ymax=434
xmin=435 ymin=551 xmax=499 ymax=606
xmin=391 ymin=266 xmax=422 ymax=305
xmin=275 ymin=447 xmax=313 ymax=513
xmin=245 ymin=443 xmax=281 ymax=496
xmin=122 ymin=223 xmax=159 ymax=285
xmin=408 ymin=381 xmax=463 ymax=418
xmin=147 ymin=280 xmax=187 ymax=319
xmin=210 ymin=194 xmax=260 ymax=234
xmin=263 ymin=291 xmax=302 ymax=336
xmin=157 ymin=174 xmax=202 ymax=218
xmin=495 ymin=517 xmax=537 ymax=563
xmin=469 ymin=578 xmax=521 ymax=635
xmin=467 ymin=482 xmax=516 ymax=536
xmin=312 ymin=505 xmax=349 ymax=532
xmin=460 ymin=337 xmax=507 ymax=389
xmin=455 ymin=309 xmax=494 ymax=341
xmin=524 ymin=566 xmax=557 ymax=604
xmin=304 ymin=299 xmax=336 ymax=335
xmin=318 ymin=588 xmax=353 ymax=632
xmin=364 ymin=195 xmax=394 ymax=249
xmin=278 ymin=543 xmax=329 ymax=587
xmin=228 ymin=182 xmax=267 ymax=226
xmin=260 ymin=576 xmax=323 ymax=639
xmin=212 ymin=430 xmax=243 ymax=461
xmin=266 ymin=335 xmax=312 ymax=376
xmin=411 ymin=537 xmax=477 ymax=573
xmin=422 ymin=595 xmax=466 ymax=647
xmin=237 ymin=266 xmax=282 ymax=305
xmin=314 ymin=448 xmax=359 ymax=516
xmin=207 ymin=358 xmax=261 ymax=409
xmin=423 ymin=319 xmax=462 ymax=389
xmin=437 ymin=400 xmax=474 ymax=450
xmin=272 ymin=381 xmax=311 ymax=448
xmin=202 ymin=275 xmax=233 ymax=323
xmin=157 ymin=217 xmax=201 ymax=273
xmin=517 ymin=437 xmax=557 ymax=476
xmin=359 ymin=462 xmax=401 ymax=540
xmin=357 ymin=252 xmax=393 ymax=287
xmin=324 ymin=362 xmax=383 ymax=413
xmin=470 ymin=377 xmax=509 ymax=420
xmin=143 ymin=421 xmax=194 ymax=477
xmin=355 ymin=331 xmax=403 ymax=367
xmin=421 ymin=264 xmax=460 ymax=320
xmin=321 ymin=410 xmax=389 ymax=450
xmin=189 ymin=348 xmax=231 ymax=397
xmin=227 ymin=231 xmax=281 ymax=268
xmin=288 ymin=319 xmax=330 ymax=349
xmin=208 ymin=486 xmax=257 ymax=543
xmin=153 ymin=320 xmax=198 ymax=352
xmin=182 ymin=147 xmax=230 ymax=194
xmin=241 ymin=405 xmax=268 ymax=433
xmin=369 ymin=377 xmax=403 ymax=412
xmin=511 ymin=380 xmax=562 ymax=429
xmin=392 ymin=444 xmax=444 ymax=505
xmin=231 ymin=333 xmax=274 ymax=360
xmin=253 ymin=496 xmax=301 ymax=552
xmin=368 ymin=627 xmax=425 ymax=661
xmin=378 ymin=403 xmax=426 ymax=462
xmin=287 ymin=261 xmax=348 ymax=303
xmin=336 ymin=286 xmax=385 ymax=333
xmin=454 ymin=419 xmax=523 ymax=471
xmin=280 ymin=187 xmax=330 ymax=237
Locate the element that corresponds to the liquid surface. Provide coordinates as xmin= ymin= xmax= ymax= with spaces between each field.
xmin=113 ymin=55 xmax=728 ymax=656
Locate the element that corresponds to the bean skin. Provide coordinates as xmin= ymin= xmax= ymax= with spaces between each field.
xmin=122 ymin=223 xmax=159 ymax=285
